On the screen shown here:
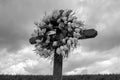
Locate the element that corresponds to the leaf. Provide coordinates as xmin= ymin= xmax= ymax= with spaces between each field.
xmin=42 ymin=15 xmax=51 ymax=23
xmin=62 ymin=17 xmax=67 ymax=21
xmin=42 ymin=28 xmax=46 ymax=33
xmin=34 ymin=22 xmax=39 ymax=26
xmin=29 ymin=37 xmax=37 ymax=44
xmin=58 ymin=23 xmax=64 ymax=29
xmin=31 ymin=33 xmax=38 ymax=37
xmin=34 ymin=29 xmax=39 ymax=34
xmin=68 ymin=27 xmax=72 ymax=32
xmin=52 ymin=10 xmax=60 ymax=19
xmin=36 ymin=39 xmax=42 ymax=43
xmin=39 ymin=22 xmax=46 ymax=28
xmin=36 ymin=45 xmax=42 ymax=51
xmin=47 ymin=31 xmax=56 ymax=35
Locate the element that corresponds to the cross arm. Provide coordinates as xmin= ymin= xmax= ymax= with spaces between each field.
xmin=79 ymin=29 xmax=98 ymax=39
xmin=29 ymin=29 xmax=98 ymax=44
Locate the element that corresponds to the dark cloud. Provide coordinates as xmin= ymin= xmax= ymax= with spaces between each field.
xmin=0 ymin=0 xmax=40 ymax=52
xmin=78 ymin=0 xmax=120 ymax=52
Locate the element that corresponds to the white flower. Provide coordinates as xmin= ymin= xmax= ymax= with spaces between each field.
xmin=62 ymin=39 xmax=66 ymax=43
xmin=56 ymin=48 xmax=61 ymax=54
xmin=48 ymin=23 xmax=53 ymax=28
xmin=68 ymin=22 xmax=72 ymax=27
xmin=63 ymin=45 xmax=68 ymax=51
xmin=62 ymin=17 xmax=67 ymax=21
xmin=53 ymin=41 xmax=58 ymax=47
xmin=36 ymin=39 xmax=42 ymax=43
xmin=42 ymin=28 xmax=46 ymax=33
xmin=73 ymin=32 xmax=81 ymax=38
xmin=39 ymin=22 xmax=46 ymax=27
xmin=67 ymin=39 xmax=72 ymax=45
xmin=57 ymin=18 xmax=61 ymax=23
xmin=60 ymin=46 xmax=64 ymax=50
xmin=68 ymin=27 xmax=72 ymax=32
xmin=75 ymin=28 xmax=81 ymax=33
xmin=61 ymin=50 xmax=65 ymax=56
xmin=46 ymin=40 xmax=50 ymax=44
xmin=71 ymin=23 xmax=76 ymax=28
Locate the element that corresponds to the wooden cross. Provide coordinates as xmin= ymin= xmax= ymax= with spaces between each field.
xmin=29 ymin=29 xmax=97 ymax=80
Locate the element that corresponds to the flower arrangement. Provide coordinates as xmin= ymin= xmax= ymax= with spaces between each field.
xmin=29 ymin=9 xmax=85 ymax=58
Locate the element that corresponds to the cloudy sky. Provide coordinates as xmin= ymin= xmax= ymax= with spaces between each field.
xmin=0 ymin=0 xmax=120 ymax=75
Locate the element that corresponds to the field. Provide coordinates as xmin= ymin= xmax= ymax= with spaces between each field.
xmin=0 ymin=74 xmax=120 ymax=80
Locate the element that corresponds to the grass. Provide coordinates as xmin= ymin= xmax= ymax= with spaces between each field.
xmin=0 ymin=74 xmax=120 ymax=80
